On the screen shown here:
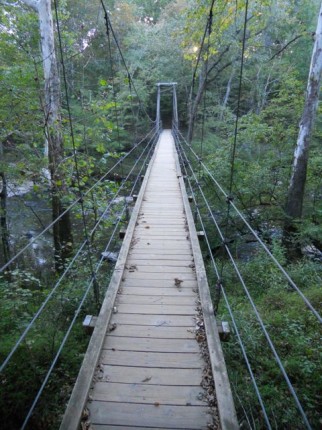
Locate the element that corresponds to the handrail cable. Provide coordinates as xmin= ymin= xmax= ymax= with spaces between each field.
xmin=0 ymin=133 xmax=157 ymax=374
xmin=0 ymin=128 xmax=155 ymax=273
xmin=176 ymin=129 xmax=322 ymax=323
xmin=176 ymin=135 xmax=312 ymax=429
xmin=176 ymin=141 xmax=272 ymax=429
xmin=19 ymin=130 xmax=157 ymax=429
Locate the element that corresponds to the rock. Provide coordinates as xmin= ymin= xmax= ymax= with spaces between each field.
xmin=101 ymin=251 xmax=118 ymax=263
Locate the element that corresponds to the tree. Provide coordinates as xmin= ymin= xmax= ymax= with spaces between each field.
xmin=283 ymin=2 xmax=322 ymax=259
xmin=18 ymin=0 xmax=73 ymax=266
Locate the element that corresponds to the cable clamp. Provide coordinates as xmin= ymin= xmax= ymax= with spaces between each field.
xmin=226 ymin=195 xmax=234 ymax=204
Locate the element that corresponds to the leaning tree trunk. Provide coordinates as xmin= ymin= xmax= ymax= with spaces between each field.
xmin=187 ymin=67 xmax=207 ymax=143
xmin=22 ymin=0 xmax=73 ymax=268
xmin=282 ymin=3 xmax=322 ymax=259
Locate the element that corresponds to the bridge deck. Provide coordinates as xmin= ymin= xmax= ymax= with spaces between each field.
xmin=60 ymin=130 xmax=237 ymax=430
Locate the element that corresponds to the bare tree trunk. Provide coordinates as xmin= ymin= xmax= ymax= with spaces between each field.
xmin=220 ymin=70 xmax=234 ymax=120
xmin=187 ymin=67 xmax=207 ymax=143
xmin=283 ymin=3 xmax=322 ymax=259
xmin=0 ymin=173 xmax=11 ymax=268
xmin=21 ymin=0 xmax=73 ymax=268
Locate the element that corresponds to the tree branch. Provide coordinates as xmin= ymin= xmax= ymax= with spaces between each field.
xmin=270 ymin=35 xmax=303 ymax=61
xmin=0 ymin=0 xmax=39 ymax=10
xmin=0 ymin=1 xmax=19 ymax=6
xmin=19 ymin=0 xmax=39 ymax=11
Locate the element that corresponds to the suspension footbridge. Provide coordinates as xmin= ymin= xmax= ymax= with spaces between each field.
xmin=1 ymin=1 xmax=321 ymax=426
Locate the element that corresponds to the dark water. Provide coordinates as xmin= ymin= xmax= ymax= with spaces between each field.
xmin=1 ymin=189 xmax=53 ymax=271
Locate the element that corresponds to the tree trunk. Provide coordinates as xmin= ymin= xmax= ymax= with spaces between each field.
xmin=0 ymin=173 xmax=11 ymax=269
xmin=220 ymin=70 xmax=234 ymax=120
xmin=187 ymin=67 xmax=207 ymax=143
xmin=283 ymin=3 xmax=322 ymax=259
xmin=21 ymin=0 xmax=73 ymax=268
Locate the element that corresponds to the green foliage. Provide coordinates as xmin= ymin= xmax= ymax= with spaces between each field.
xmin=214 ymin=254 xmax=322 ymax=429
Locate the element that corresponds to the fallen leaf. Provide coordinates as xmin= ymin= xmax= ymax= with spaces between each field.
xmin=141 ymin=376 xmax=152 ymax=382
xmin=108 ymin=323 xmax=117 ymax=332
xmin=174 ymin=278 xmax=183 ymax=286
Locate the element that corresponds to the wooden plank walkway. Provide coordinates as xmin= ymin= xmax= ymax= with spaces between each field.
xmin=60 ymin=130 xmax=237 ymax=430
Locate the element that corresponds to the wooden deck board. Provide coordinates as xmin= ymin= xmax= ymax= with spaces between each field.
xmin=97 ymin=365 xmax=203 ymax=386
xmin=121 ymin=287 xmax=195 ymax=296
xmin=116 ymin=303 xmax=196 ymax=315
xmin=117 ymin=294 xmax=196 ymax=305
xmin=88 ymin=403 xmax=212 ymax=429
xmin=110 ymin=313 xmax=195 ymax=327
xmin=92 ymin=383 xmax=205 ymax=406
xmin=100 ymin=350 xmax=202 ymax=368
xmin=107 ymin=324 xmax=196 ymax=339
xmin=103 ymin=336 xmax=200 ymax=353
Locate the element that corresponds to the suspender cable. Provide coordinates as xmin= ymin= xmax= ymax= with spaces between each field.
xmin=100 ymin=0 xmax=154 ymax=124
xmin=54 ymin=0 xmax=100 ymax=304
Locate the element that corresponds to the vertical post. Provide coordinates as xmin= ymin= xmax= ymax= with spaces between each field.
xmin=156 ymin=84 xmax=161 ymax=134
xmin=172 ymin=84 xmax=179 ymax=132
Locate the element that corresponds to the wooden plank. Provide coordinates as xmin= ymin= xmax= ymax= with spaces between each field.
xmin=130 ymin=239 xmax=191 ymax=247
xmin=128 ymin=253 xmax=193 ymax=261
xmin=100 ymin=350 xmax=202 ymax=368
xmin=122 ymin=272 xmax=196 ymax=281
xmin=132 ymin=235 xmax=190 ymax=241
xmin=97 ymin=365 xmax=202 ymax=386
xmin=104 ymin=337 xmax=199 ymax=353
xmin=120 ymin=286 xmax=195 ymax=296
xmin=131 ymin=247 xmax=191 ymax=255
xmin=117 ymin=295 xmax=196 ymax=305
xmin=107 ymin=324 xmax=196 ymax=339
xmin=126 ymin=259 xmax=194 ymax=268
xmin=135 ymin=227 xmax=188 ymax=233
xmin=124 ymin=266 xmax=194 ymax=274
xmin=116 ymin=304 xmax=196 ymax=316
xmin=92 ymin=383 xmax=205 ymax=406
xmin=138 ymin=218 xmax=186 ymax=223
xmin=131 ymin=241 xmax=191 ymax=248
xmin=120 ymin=279 xmax=197 ymax=288
xmin=110 ymin=313 xmax=194 ymax=327
xmin=88 ymin=402 xmax=213 ymax=429
xmin=141 ymin=202 xmax=183 ymax=208
xmin=138 ymin=212 xmax=185 ymax=217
